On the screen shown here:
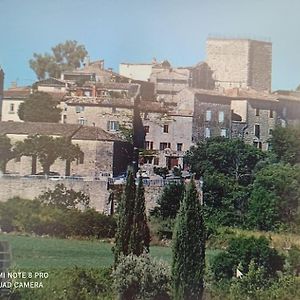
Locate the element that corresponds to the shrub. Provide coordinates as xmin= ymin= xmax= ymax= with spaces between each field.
xmin=113 ymin=253 xmax=171 ymax=300
xmin=211 ymin=252 xmax=236 ymax=282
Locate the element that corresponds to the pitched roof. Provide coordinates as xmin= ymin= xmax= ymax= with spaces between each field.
xmin=0 ymin=122 xmax=123 ymax=142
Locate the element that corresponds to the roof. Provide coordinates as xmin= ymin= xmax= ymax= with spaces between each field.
xmin=34 ymin=77 xmax=67 ymax=87
xmin=3 ymin=87 xmax=31 ymax=99
xmin=0 ymin=121 xmax=123 ymax=142
xmin=65 ymin=96 xmax=135 ymax=108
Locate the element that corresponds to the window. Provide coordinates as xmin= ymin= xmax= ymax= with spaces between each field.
xmin=63 ymin=115 xmax=67 ymax=124
xmin=145 ymin=141 xmax=153 ymax=150
xmin=220 ymin=128 xmax=227 ymax=137
xmin=9 ymin=103 xmax=14 ymax=113
xmin=218 ymin=111 xmax=224 ymax=123
xmin=76 ymin=106 xmax=84 ymax=113
xmin=177 ymin=143 xmax=183 ymax=151
xmin=269 ymin=128 xmax=273 ymax=135
xmin=78 ymin=117 xmax=86 ymax=125
xmin=107 ymin=121 xmax=119 ymax=131
xmin=144 ymin=126 xmax=150 ymax=134
xmin=205 ymin=127 xmax=211 ymax=138
xmin=159 ymin=142 xmax=171 ymax=150
xmin=112 ymin=107 xmax=117 ymax=113
xmin=154 ymin=157 xmax=159 ymax=165
xmin=269 ymin=109 xmax=274 ymax=118
xmin=253 ymin=141 xmax=262 ymax=149
xmin=84 ymin=90 xmax=91 ymax=97
xmin=77 ymin=153 xmax=84 ymax=165
xmin=206 ymin=110 xmax=212 ymax=121
xmin=163 ymin=124 xmax=169 ymax=133
xmin=255 ymin=108 xmax=260 ymax=116
xmin=254 ymin=124 xmax=260 ymax=138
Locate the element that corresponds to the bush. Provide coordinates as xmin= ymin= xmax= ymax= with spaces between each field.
xmin=210 ymin=236 xmax=284 ymax=282
xmin=0 ymin=197 xmax=116 ymax=239
xmin=113 ymin=253 xmax=171 ymax=300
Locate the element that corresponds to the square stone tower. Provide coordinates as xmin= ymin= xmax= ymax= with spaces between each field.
xmin=206 ymin=38 xmax=272 ymax=91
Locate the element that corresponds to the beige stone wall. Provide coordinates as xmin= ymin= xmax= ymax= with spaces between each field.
xmin=0 ymin=177 xmax=110 ymax=212
xmin=65 ymin=105 xmax=133 ymax=131
xmin=0 ymin=178 xmax=164 ymax=213
xmin=1 ymin=99 xmax=23 ymax=122
xmin=119 ymin=63 xmax=153 ymax=81
xmin=5 ymin=135 xmax=114 ymax=177
xmin=206 ymin=39 xmax=272 ymax=91
xmin=231 ymin=100 xmax=248 ymax=122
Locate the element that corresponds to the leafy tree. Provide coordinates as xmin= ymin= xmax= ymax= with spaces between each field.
xmin=57 ymin=137 xmax=83 ymax=176
xmin=29 ymin=40 xmax=88 ymax=80
xmin=269 ymin=126 xmax=300 ymax=165
xmin=37 ymin=183 xmax=90 ymax=210
xmin=172 ymin=179 xmax=206 ymax=300
xmin=151 ymin=181 xmax=185 ymax=219
xmin=185 ymin=137 xmax=265 ymax=185
xmin=129 ymin=176 xmax=150 ymax=256
xmin=0 ymin=135 xmax=14 ymax=173
xmin=211 ymin=236 xmax=284 ymax=282
xmin=247 ymin=163 xmax=300 ymax=230
xmin=114 ymin=168 xmax=136 ymax=264
xmin=18 ymin=92 xmax=62 ymax=123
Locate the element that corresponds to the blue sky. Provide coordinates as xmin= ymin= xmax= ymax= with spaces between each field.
xmin=0 ymin=0 xmax=299 ymax=90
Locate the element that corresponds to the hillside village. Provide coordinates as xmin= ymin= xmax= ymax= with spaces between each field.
xmin=0 ymin=37 xmax=299 ymax=182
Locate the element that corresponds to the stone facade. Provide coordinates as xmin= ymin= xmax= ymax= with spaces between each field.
xmin=206 ymin=38 xmax=272 ymax=91
xmin=1 ymin=122 xmax=133 ymax=178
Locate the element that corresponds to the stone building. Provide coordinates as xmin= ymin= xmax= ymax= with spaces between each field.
xmin=1 ymin=121 xmax=133 ymax=178
xmin=1 ymin=87 xmax=66 ymax=123
xmin=206 ymin=37 xmax=272 ymax=91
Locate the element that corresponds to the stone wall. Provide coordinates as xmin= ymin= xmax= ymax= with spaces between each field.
xmin=0 ymin=178 xmax=163 ymax=213
xmin=206 ymin=38 xmax=272 ymax=91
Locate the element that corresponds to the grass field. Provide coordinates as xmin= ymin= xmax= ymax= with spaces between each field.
xmin=0 ymin=233 xmax=219 ymax=269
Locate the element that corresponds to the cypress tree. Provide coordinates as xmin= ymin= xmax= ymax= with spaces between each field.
xmin=129 ymin=176 xmax=151 ymax=255
xmin=172 ymin=179 xmax=206 ymax=300
xmin=114 ymin=168 xmax=136 ymax=264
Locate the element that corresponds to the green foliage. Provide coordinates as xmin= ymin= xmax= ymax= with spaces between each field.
xmin=0 ymin=197 xmax=116 ymax=239
xmin=151 ymin=181 xmax=185 ymax=219
xmin=269 ymin=126 xmax=300 ymax=165
xmin=210 ymin=236 xmax=284 ymax=282
xmin=286 ymin=246 xmax=300 ymax=275
xmin=0 ymin=135 xmax=14 ymax=173
xmin=185 ymin=137 xmax=265 ymax=185
xmin=172 ymin=179 xmax=206 ymax=300
xmin=153 ymin=166 xmax=169 ymax=179
xmin=38 ymin=183 xmax=90 ymax=210
xmin=15 ymin=135 xmax=82 ymax=175
xmin=18 ymin=91 xmax=62 ymax=122
xmin=113 ymin=253 xmax=171 ymax=300
xmin=118 ymin=124 xmax=133 ymax=143
xmin=9 ymin=268 xmax=114 ymax=300
xmin=210 ymin=251 xmax=236 ymax=282
xmin=129 ymin=177 xmax=150 ymax=256
xmin=247 ymin=163 xmax=300 ymax=230
xmin=114 ymin=168 xmax=136 ymax=263
xmin=29 ymin=40 xmax=88 ymax=80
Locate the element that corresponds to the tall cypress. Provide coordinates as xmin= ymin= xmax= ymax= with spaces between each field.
xmin=129 ymin=176 xmax=150 ymax=255
xmin=114 ymin=168 xmax=136 ymax=264
xmin=172 ymin=179 xmax=206 ymax=300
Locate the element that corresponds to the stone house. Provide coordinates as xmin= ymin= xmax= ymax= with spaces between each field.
xmin=1 ymin=87 xmax=66 ymax=123
xmin=1 ymin=121 xmax=133 ymax=178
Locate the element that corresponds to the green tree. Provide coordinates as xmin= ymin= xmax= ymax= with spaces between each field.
xmin=37 ymin=183 xmax=90 ymax=210
xmin=269 ymin=126 xmax=300 ymax=165
xmin=29 ymin=40 xmax=88 ymax=80
xmin=129 ymin=176 xmax=150 ymax=256
xmin=114 ymin=168 xmax=136 ymax=264
xmin=151 ymin=181 xmax=185 ymax=219
xmin=57 ymin=137 xmax=83 ymax=176
xmin=18 ymin=92 xmax=62 ymax=123
xmin=172 ymin=179 xmax=206 ymax=300
xmin=0 ymin=135 xmax=14 ymax=173
xmin=185 ymin=137 xmax=265 ymax=185
xmin=247 ymin=163 xmax=300 ymax=230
